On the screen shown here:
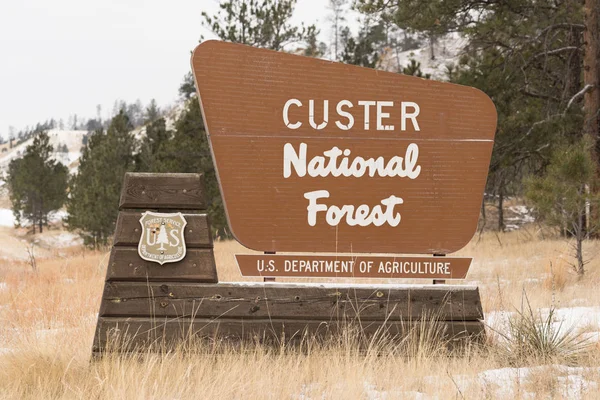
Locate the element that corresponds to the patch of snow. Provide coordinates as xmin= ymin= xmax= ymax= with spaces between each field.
xmin=379 ymin=32 xmax=467 ymax=80
xmin=486 ymin=306 xmax=600 ymax=340
xmin=545 ymin=306 xmax=600 ymax=334
xmin=37 ymin=232 xmax=82 ymax=248
xmin=0 ymin=282 xmax=7 ymax=291
xmin=0 ymin=208 xmax=67 ymax=227
xmin=48 ymin=209 xmax=67 ymax=223
xmin=0 ymin=209 xmax=16 ymax=227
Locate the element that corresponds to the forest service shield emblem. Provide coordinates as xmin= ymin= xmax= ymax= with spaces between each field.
xmin=138 ymin=212 xmax=187 ymax=265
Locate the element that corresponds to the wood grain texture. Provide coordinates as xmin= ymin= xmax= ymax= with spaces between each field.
xmin=99 ymin=282 xmax=483 ymax=321
xmin=114 ymin=211 xmax=212 ymax=248
xmin=93 ymin=317 xmax=484 ymax=352
xmin=191 ymin=41 xmax=497 ymax=254
xmin=106 ymin=248 xmax=218 ymax=282
xmin=119 ymin=173 xmax=207 ymax=210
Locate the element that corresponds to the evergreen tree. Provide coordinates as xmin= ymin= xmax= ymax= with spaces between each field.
xmin=202 ymin=0 xmax=318 ymax=51
xmin=145 ymin=99 xmax=161 ymax=123
xmin=135 ymin=99 xmax=228 ymax=237
xmin=301 ymin=28 xmax=327 ymax=58
xmin=67 ymin=110 xmax=136 ymax=248
xmin=339 ymin=19 xmax=383 ymax=68
xmin=136 ymin=117 xmax=171 ymax=172
xmin=327 ymin=0 xmax=348 ymax=60
xmin=526 ymin=139 xmax=600 ymax=276
xmin=402 ymin=59 xmax=430 ymax=79
xmin=7 ymin=131 xmax=68 ymax=233
xmin=179 ymin=72 xmax=197 ymax=99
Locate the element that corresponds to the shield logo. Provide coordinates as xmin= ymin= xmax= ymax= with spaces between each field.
xmin=138 ymin=212 xmax=187 ymax=265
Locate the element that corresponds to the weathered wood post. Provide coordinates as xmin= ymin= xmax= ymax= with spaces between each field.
xmin=92 ymin=172 xmax=218 ymax=355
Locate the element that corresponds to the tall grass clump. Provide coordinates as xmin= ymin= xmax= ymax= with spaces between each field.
xmin=493 ymin=292 xmax=591 ymax=365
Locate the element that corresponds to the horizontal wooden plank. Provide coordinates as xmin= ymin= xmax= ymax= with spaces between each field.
xmin=106 ymin=248 xmax=218 ymax=282
xmin=100 ymin=282 xmax=483 ymax=321
xmin=114 ymin=211 xmax=212 ymax=248
xmin=93 ymin=317 xmax=484 ymax=353
xmin=119 ymin=173 xmax=207 ymax=210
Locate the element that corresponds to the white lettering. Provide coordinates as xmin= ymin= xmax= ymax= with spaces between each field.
xmin=309 ymin=100 xmax=328 ymax=130
xmin=377 ymin=101 xmax=394 ymax=131
xmin=304 ymin=190 xmax=403 ymax=227
xmin=358 ymin=100 xmax=376 ymax=130
xmin=335 ymin=100 xmax=354 ymax=130
xmin=401 ymin=101 xmax=420 ymax=131
xmin=283 ymin=99 xmax=302 ymax=129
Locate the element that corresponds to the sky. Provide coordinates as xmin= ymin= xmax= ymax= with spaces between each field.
xmin=0 ymin=0 xmax=359 ymax=138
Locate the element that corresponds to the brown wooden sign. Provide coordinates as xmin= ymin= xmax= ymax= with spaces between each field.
xmin=236 ymin=254 xmax=472 ymax=279
xmin=191 ymin=41 xmax=497 ymax=254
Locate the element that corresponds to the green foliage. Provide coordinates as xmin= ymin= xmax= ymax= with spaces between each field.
xmin=339 ymin=20 xmax=385 ymax=68
xmin=7 ymin=131 xmax=68 ymax=233
xmin=301 ymin=28 xmax=327 ymax=58
xmin=136 ymin=118 xmax=171 ymax=173
xmin=525 ymin=140 xmax=599 ymax=274
xmin=401 ymin=59 xmax=430 ymax=79
xmin=179 ymin=72 xmax=196 ymax=99
xmin=67 ymin=110 xmax=136 ymax=248
xmin=145 ymin=99 xmax=161 ymax=123
xmin=136 ymin=99 xmax=229 ymax=238
xmin=202 ymin=0 xmax=317 ymax=51
xmin=525 ymin=140 xmax=598 ymax=231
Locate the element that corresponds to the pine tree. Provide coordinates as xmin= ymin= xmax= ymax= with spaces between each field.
xmin=136 ymin=118 xmax=171 ymax=172
xmin=339 ymin=19 xmax=384 ymax=68
xmin=156 ymin=225 xmax=169 ymax=250
xmin=67 ymin=110 xmax=136 ymax=248
xmin=526 ymin=139 xmax=600 ymax=276
xmin=327 ymin=0 xmax=348 ymax=60
xmin=402 ymin=59 xmax=430 ymax=79
xmin=7 ymin=131 xmax=68 ymax=233
xmin=135 ymin=98 xmax=228 ymax=238
xmin=145 ymin=99 xmax=160 ymax=123
xmin=179 ymin=73 xmax=196 ymax=99
xmin=202 ymin=0 xmax=318 ymax=51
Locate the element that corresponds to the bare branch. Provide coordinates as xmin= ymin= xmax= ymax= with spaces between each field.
xmin=564 ymin=84 xmax=595 ymax=114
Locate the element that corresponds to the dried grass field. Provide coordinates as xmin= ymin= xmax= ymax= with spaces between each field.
xmin=1 ymin=229 xmax=600 ymax=399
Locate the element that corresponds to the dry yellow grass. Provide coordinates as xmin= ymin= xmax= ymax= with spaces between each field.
xmin=1 ymin=229 xmax=600 ymax=399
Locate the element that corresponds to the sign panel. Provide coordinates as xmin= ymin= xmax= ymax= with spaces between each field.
xmin=191 ymin=41 xmax=497 ymax=254
xmin=236 ymin=254 xmax=472 ymax=279
xmin=138 ymin=212 xmax=187 ymax=265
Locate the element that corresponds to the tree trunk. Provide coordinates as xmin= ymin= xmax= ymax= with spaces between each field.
xmin=584 ymin=0 xmax=600 ymax=158
xmin=429 ymin=33 xmax=436 ymax=60
xmin=576 ymin=212 xmax=585 ymax=276
xmin=498 ymin=178 xmax=505 ymax=232
xmin=39 ymin=199 xmax=43 ymax=233
xmin=481 ymin=199 xmax=487 ymax=230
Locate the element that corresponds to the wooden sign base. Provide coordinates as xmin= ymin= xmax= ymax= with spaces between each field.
xmin=92 ymin=173 xmax=485 ymax=356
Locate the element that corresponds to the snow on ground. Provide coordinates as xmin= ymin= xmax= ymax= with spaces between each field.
xmin=474 ymin=366 xmax=600 ymax=399
xmin=486 ymin=306 xmax=600 ymax=341
xmin=0 ymin=208 xmax=67 ymax=228
xmin=36 ymin=231 xmax=83 ymax=249
xmin=0 ymin=208 xmax=15 ymax=227
xmin=379 ymin=32 xmax=467 ymax=80
xmin=0 ymin=129 xmax=87 ymax=174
